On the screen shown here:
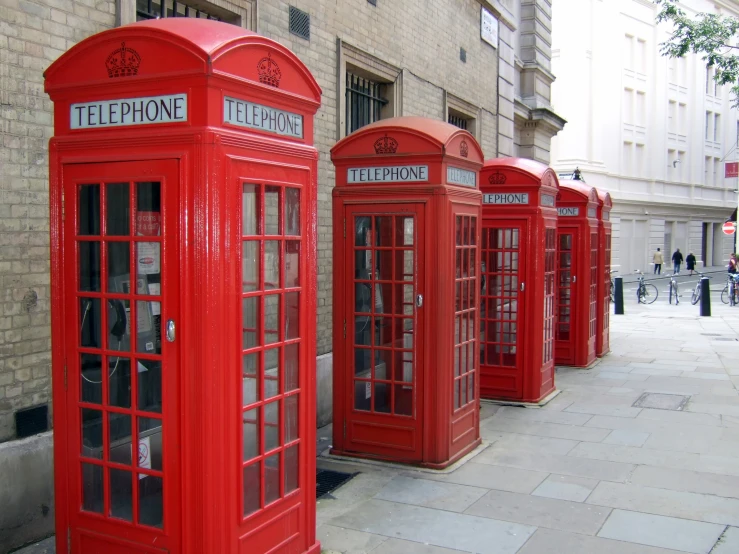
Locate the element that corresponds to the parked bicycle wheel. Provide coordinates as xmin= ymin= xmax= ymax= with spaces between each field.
xmin=670 ymin=281 xmax=679 ymax=305
xmin=641 ymin=283 xmax=658 ymax=304
xmin=722 ymin=286 xmax=730 ymax=305
xmin=609 ymin=280 xmax=615 ymax=303
xmin=691 ymin=284 xmax=701 ymax=305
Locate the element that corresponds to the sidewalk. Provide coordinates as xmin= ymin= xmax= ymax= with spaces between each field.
xmin=317 ymin=299 xmax=739 ymax=554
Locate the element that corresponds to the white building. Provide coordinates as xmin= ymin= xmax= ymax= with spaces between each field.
xmin=551 ymin=0 xmax=737 ymax=274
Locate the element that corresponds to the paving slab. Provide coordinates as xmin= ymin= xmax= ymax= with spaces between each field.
xmin=482 ymin=417 xmax=611 ymax=442
xmin=603 ymin=429 xmax=651 ymax=447
xmin=516 ymin=527 xmax=689 ymax=554
xmin=417 ymin=462 xmax=548 ymax=494
xmin=569 ymin=441 xmax=701 ymax=469
xmin=495 ymin=406 xmax=593 ymax=425
xmin=597 ymin=509 xmax=725 ymax=554
xmin=317 ymin=524 xmax=388 ymax=553
xmin=710 ymin=526 xmax=739 ymax=554
xmin=374 ymin=476 xmax=487 ymax=513
xmin=370 ymin=538 xmax=468 ymax=554
xmin=464 ymin=488 xmax=611 ymax=535
xmin=564 ymin=402 xmax=642 ymax=418
xmin=630 ymin=466 xmax=739 ymax=499
xmin=530 ymin=474 xmax=600 ymax=502
xmin=329 ymin=499 xmax=536 ymax=554
xmin=483 ymin=430 xmax=579 ymax=455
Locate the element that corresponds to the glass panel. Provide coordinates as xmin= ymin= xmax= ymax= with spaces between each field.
xmin=265 ymin=241 xmax=280 ymax=290
xmin=285 ymin=241 xmax=300 ymax=288
xmin=81 ymin=463 xmax=103 ymax=513
xmin=264 ymin=348 xmax=279 ymax=400
xmin=355 ymin=316 xmax=371 ymax=346
xmin=136 ymin=301 xmax=158 ymax=354
xmin=355 ymin=282 xmax=372 ymax=313
xmin=375 ymin=283 xmax=391 ymax=314
xmin=242 ymin=184 xmax=258 ymax=235
xmin=243 ymin=297 xmax=258 ymax=349
xmin=375 ymin=249 xmax=393 ymax=281
xmin=137 ymin=360 xmax=162 ymax=413
xmin=135 ymin=243 xmax=160 ymax=291
xmin=108 ymin=358 xmax=131 ymax=408
xmin=264 ymin=295 xmax=280 ymax=345
xmin=79 ymin=241 xmax=101 ymax=292
xmin=285 ymin=188 xmax=300 ymax=236
xmin=107 ymin=242 xmax=130 ymax=292
xmin=470 ymin=217 xmax=477 ymax=245
xmin=265 ymin=401 xmax=280 ymax=452
xmin=374 ymin=317 xmax=391 ymax=348
xmin=243 ymin=353 xmax=258 ymax=406
xmin=106 ymin=183 xmax=130 ymax=236
xmin=456 ymin=216 xmax=463 ymax=246
xmin=80 ymin=354 xmax=103 ymax=404
xmin=284 ymin=444 xmax=298 ymax=495
xmin=138 ymin=475 xmax=163 ymax=528
xmin=264 ymin=453 xmax=280 ymax=505
xmin=265 ymin=186 xmax=280 ymax=235
xmin=355 ymin=216 xmax=371 ymax=246
xmin=243 ymin=462 xmax=261 ymax=516
xmin=138 ymin=417 xmax=162 ymax=472
xmin=79 ymin=184 xmax=100 ymax=236
xmin=285 ymin=394 xmax=298 ymax=443
xmin=109 ymin=413 xmax=132 ymax=465
xmin=242 ymin=241 xmax=259 ymax=292
xmin=285 ymin=344 xmax=299 ymax=392
xmin=354 ymin=380 xmax=371 ymax=411
xmin=81 ymin=408 xmax=103 ymax=459
xmin=454 ymin=380 xmax=460 ymax=409
xmin=285 ymin=291 xmax=299 ymax=340
xmin=243 ymin=409 xmax=259 ymax=461
xmin=374 ymin=382 xmax=391 ymax=413
xmin=395 ymin=216 xmax=414 ymax=246
xmin=107 ymin=298 xmax=130 ymax=353
xmin=470 ymin=248 xmax=477 ymax=277
xmin=375 ymin=216 xmax=392 ymax=246
xmin=135 ymin=181 xmax=160 ymax=228
xmin=394 ymin=384 xmax=412 ymax=416
xmin=374 ymin=349 xmax=391 ymax=380
xmin=109 ymin=468 xmax=133 ymax=521
xmin=355 ymin=249 xmax=372 ymax=280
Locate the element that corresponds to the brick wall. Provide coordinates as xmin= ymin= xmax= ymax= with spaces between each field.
xmin=0 ymin=0 xmax=115 ymax=441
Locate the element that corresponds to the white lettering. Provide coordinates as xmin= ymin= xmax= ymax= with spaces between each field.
xmin=347 ymin=165 xmax=429 ymax=184
xmin=223 ymin=96 xmax=303 ymax=139
xmin=482 ymin=192 xmax=529 ymax=205
xmin=557 ymin=207 xmax=580 ymax=216
xmin=70 ymin=94 xmax=188 ymax=129
xmin=447 ymin=166 xmax=477 ymax=187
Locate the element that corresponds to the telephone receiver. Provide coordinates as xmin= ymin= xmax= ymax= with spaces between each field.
xmin=108 ymin=299 xmax=127 ymax=340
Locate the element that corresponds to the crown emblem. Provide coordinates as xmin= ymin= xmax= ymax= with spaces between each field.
xmin=460 ymin=140 xmax=469 ymax=158
xmin=488 ymin=171 xmax=506 ymax=185
xmin=374 ymin=134 xmax=398 ymax=154
xmin=105 ymin=42 xmax=141 ymax=78
xmin=257 ymin=53 xmax=282 ymax=87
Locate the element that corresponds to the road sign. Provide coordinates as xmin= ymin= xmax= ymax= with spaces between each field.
xmin=723 ymin=221 xmax=736 ymax=235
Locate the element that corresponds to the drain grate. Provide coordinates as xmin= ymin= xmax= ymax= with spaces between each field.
xmin=316 ymin=469 xmax=357 ymax=499
xmin=633 ymin=392 xmax=690 ymax=411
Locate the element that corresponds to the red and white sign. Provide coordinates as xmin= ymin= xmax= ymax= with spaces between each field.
xmin=723 ymin=221 xmax=736 ymax=235
xmin=725 ymin=162 xmax=739 ymax=178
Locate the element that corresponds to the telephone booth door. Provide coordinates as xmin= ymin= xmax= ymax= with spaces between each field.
xmin=62 ymin=160 xmax=181 ymax=553
xmin=555 ymin=228 xmax=577 ymax=365
xmin=480 ymin=222 xmax=526 ymax=399
xmin=342 ymin=204 xmax=425 ymax=462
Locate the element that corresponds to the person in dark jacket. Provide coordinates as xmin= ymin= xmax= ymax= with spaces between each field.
xmin=686 ymin=252 xmax=697 ymax=276
xmin=672 ymin=248 xmax=683 ymax=274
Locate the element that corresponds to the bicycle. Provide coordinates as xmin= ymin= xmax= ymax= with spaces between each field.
xmin=720 ymin=274 xmax=739 ymax=305
xmin=667 ymin=273 xmax=679 ymax=305
xmin=609 ymin=270 xmax=618 ymax=303
xmin=635 ymin=270 xmax=658 ymax=304
xmin=690 ymin=272 xmax=707 ymax=305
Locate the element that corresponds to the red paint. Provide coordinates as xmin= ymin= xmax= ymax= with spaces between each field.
xmin=555 ymin=181 xmax=599 ymax=368
xmin=723 ymin=221 xmax=736 ymax=235
xmin=478 ymin=158 xmax=558 ymax=403
xmin=45 ymin=19 xmax=321 ymax=554
xmin=595 ymin=190 xmax=613 ymax=358
xmin=330 ymin=117 xmax=482 ymax=468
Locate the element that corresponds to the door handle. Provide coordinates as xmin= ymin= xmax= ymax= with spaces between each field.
xmin=572 ymin=275 xmax=577 ymax=283
xmin=166 ymin=319 xmax=176 ymax=342
xmin=520 ymin=282 xmax=525 ymax=292
xmin=416 ymin=294 xmax=423 ymax=308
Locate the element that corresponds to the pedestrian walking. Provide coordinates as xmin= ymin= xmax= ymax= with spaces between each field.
xmin=672 ymin=248 xmax=683 ymax=274
xmin=686 ymin=252 xmax=696 ymax=276
xmin=653 ymin=248 xmax=664 ymax=275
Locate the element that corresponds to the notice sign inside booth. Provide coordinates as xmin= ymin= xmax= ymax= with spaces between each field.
xmin=347 ymin=165 xmax=429 ymax=184
xmin=224 ymin=96 xmax=303 ymax=139
xmin=70 ymin=94 xmax=187 ymax=129
xmin=447 ymin=166 xmax=477 ymax=187
xmin=558 ymin=207 xmax=580 ymax=216
xmin=483 ymin=192 xmax=529 ymax=204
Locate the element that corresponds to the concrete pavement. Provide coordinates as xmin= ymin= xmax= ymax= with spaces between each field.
xmin=317 ymin=297 xmax=739 ymax=554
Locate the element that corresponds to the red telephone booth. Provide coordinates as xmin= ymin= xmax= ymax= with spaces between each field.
xmin=595 ymin=189 xmax=613 ymax=357
xmin=45 ymin=19 xmax=322 ymax=554
xmin=478 ymin=158 xmax=559 ymax=403
xmin=555 ymin=181 xmax=599 ymax=368
xmin=330 ymin=117 xmax=483 ymax=468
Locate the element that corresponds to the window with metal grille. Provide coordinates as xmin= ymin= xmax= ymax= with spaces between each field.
xmin=345 ymin=72 xmax=388 ymax=135
xmin=136 ymin=0 xmax=221 ymax=21
xmin=289 ymin=6 xmax=310 ymax=40
xmin=448 ymin=113 xmax=469 ymax=130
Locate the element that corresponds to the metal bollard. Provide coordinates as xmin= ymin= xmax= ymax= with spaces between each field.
xmin=700 ymin=277 xmax=711 ymax=317
xmin=614 ymin=276 xmax=624 ymax=315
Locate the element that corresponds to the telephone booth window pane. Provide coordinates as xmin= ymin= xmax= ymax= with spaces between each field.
xmin=265 ymin=295 xmax=280 ymax=344
xmin=79 ymin=241 xmax=101 ymax=291
xmin=375 ymin=217 xmax=392 ymax=246
xmin=108 ymin=358 xmax=131 ymax=408
xmin=106 ymin=183 xmax=130 ymax=236
xmin=396 ymin=216 xmax=414 ymax=246
xmin=264 ymin=348 xmax=279 ymax=399
xmin=285 ymin=241 xmax=300 ymax=288
xmin=265 ymin=453 xmax=280 ymax=505
xmin=356 ymin=250 xmax=372 ymax=280
xmin=285 ymin=344 xmax=299 ymax=392
xmin=81 ymin=463 xmax=103 ymax=513
xmin=355 ymin=217 xmax=372 ymax=246
xmin=284 ymin=445 xmax=298 ymax=494
xmin=243 ymin=185 xmax=258 ymax=235
xmin=138 ymin=475 xmax=163 ymax=528
xmin=285 ymin=188 xmax=300 ymax=236
xmin=81 ymin=408 xmax=103 ymax=459
xmin=243 ymin=297 xmax=258 ymax=348
xmin=109 ymin=413 xmax=132 ymax=465
xmin=285 ymin=394 xmax=298 ymax=443
xmin=243 ymin=463 xmax=260 ymax=516
xmin=107 ymin=242 xmax=130 ymax=292
xmin=265 ymin=401 xmax=279 ymax=452
xmin=394 ymin=384 xmax=412 ymax=415
xmin=243 ymin=241 xmax=259 ymax=292
xmin=355 ymin=380 xmax=371 ymax=411
xmin=285 ymin=292 xmax=299 ymax=340
xmin=138 ymin=360 xmax=162 ymax=413
xmin=243 ymin=409 xmax=259 ymax=461
xmin=265 ymin=186 xmax=280 ymax=235
xmin=138 ymin=417 xmax=162 ymax=472
xmin=78 ymin=184 xmax=100 ymax=235
xmin=243 ymin=373 xmax=258 ymax=407
xmin=355 ymin=317 xmax=371 ymax=346
xmin=374 ymin=382 xmax=391 ymax=413
xmin=136 ymin=301 xmax=158 ymax=354
xmin=80 ymin=354 xmax=103 ymax=404
xmin=109 ymin=468 xmax=133 ymax=521
xmin=265 ymin=241 xmax=280 ymax=290
xmin=374 ymin=349 xmax=391 ymax=379
xmin=107 ymin=299 xmax=130 ymax=353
